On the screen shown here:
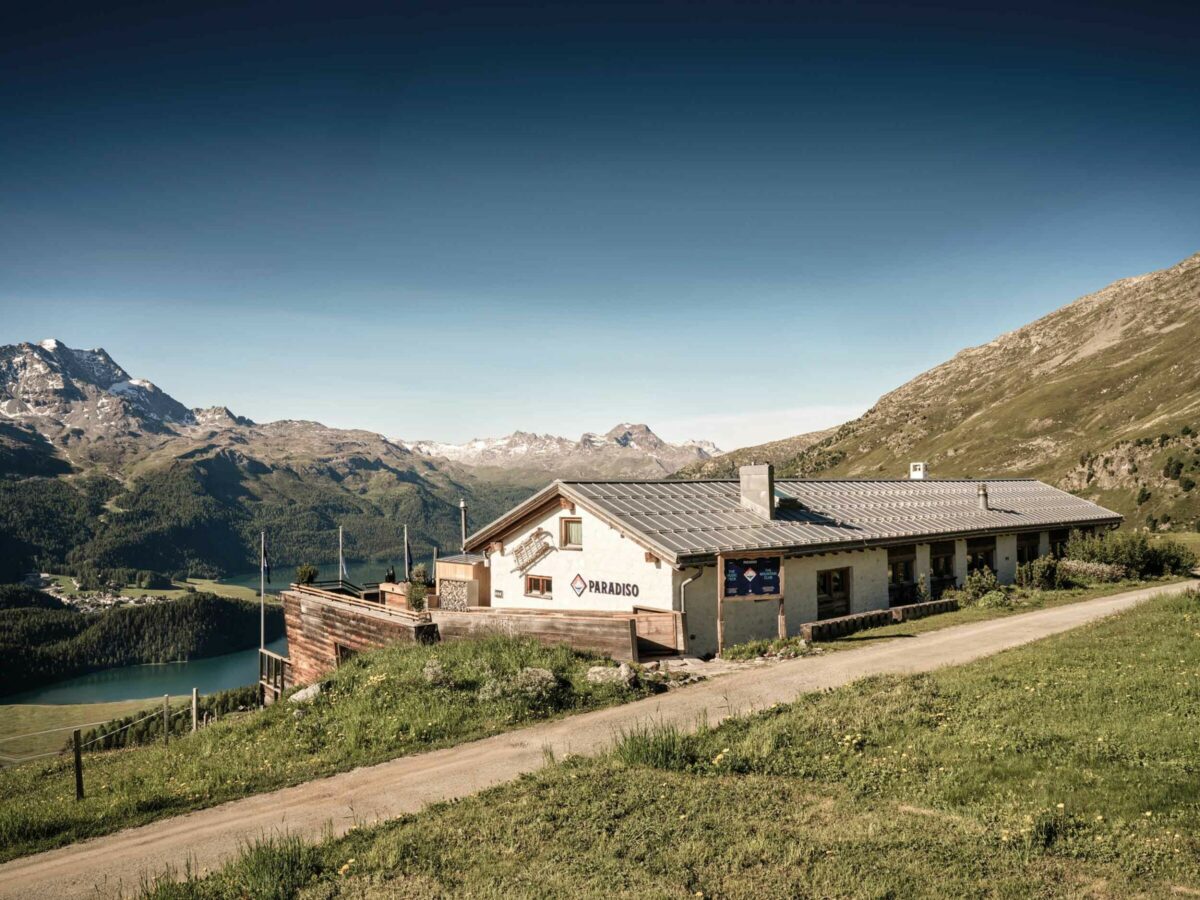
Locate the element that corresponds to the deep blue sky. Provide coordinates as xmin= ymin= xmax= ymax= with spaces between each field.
xmin=2 ymin=1 xmax=1198 ymax=450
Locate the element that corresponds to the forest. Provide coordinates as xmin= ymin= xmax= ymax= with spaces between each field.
xmin=0 ymin=587 xmax=283 ymax=697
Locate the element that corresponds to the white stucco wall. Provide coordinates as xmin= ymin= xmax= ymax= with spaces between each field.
xmin=953 ymin=539 xmax=969 ymax=585
xmin=996 ymin=534 xmax=1018 ymax=583
xmin=484 ymin=503 xmax=673 ymax=612
xmin=674 ymin=547 xmax=891 ymax=658
xmin=914 ymin=543 xmax=932 ymax=592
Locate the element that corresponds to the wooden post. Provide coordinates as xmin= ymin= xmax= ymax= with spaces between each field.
xmin=73 ymin=729 xmax=84 ymax=801
xmin=191 ymin=687 xmax=199 ymax=732
xmin=716 ymin=554 xmax=726 ymax=656
xmin=162 ymin=694 xmax=170 ymax=744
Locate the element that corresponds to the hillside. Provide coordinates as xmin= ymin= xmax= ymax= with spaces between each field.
xmin=679 ymin=427 xmax=834 ymax=478
xmin=408 ymin=423 xmax=721 ymax=482
xmin=683 ymin=251 xmax=1200 ymax=529
xmin=0 ymin=341 xmax=718 ymax=579
xmin=0 ymin=340 xmax=529 ymax=577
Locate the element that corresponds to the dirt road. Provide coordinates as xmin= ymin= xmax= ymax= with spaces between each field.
xmin=1 ymin=580 xmax=1190 ymax=898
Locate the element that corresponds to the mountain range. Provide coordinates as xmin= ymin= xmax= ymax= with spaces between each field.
xmin=406 ymin=424 xmax=721 ymax=480
xmin=0 ymin=339 xmax=718 ymax=580
xmin=679 ymin=250 xmax=1200 ymax=532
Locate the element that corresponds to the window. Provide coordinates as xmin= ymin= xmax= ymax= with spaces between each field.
xmin=887 ymin=546 xmax=917 ymax=606
xmin=929 ymin=541 xmax=957 ymax=598
xmin=967 ymin=537 xmax=996 ymax=574
xmin=525 ymin=574 xmax=553 ymax=598
xmin=560 ymin=517 xmax=583 ymax=549
xmin=816 ymin=567 xmax=851 ymax=620
xmin=887 ymin=546 xmax=916 ymax=584
xmin=1050 ymin=529 xmax=1070 ymax=557
xmin=1016 ymin=533 xmax=1041 ymax=565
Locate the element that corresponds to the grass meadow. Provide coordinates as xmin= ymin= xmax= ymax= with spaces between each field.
xmin=143 ymin=589 xmax=1200 ymax=899
xmin=0 ymin=636 xmax=650 ymax=862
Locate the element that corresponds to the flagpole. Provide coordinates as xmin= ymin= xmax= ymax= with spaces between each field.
xmin=403 ymin=524 xmax=410 ymax=580
xmin=259 ymin=530 xmax=265 ymax=650
xmin=339 ymin=525 xmax=345 ymax=583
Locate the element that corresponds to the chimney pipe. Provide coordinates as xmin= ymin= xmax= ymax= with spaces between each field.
xmin=739 ymin=464 xmax=775 ymax=520
xmin=977 ymin=483 xmax=989 ymax=511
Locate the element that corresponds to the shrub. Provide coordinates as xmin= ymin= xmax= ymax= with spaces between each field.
xmin=1181 ymin=476 xmax=1196 ymax=492
xmin=295 ymin=564 xmax=318 ymax=585
xmin=1057 ymin=559 xmax=1127 ymax=584
xmin=1015 ymin=556 xmax=1061 ymax=591
xmin=1064 ymin=529 xmax=1196 ymax=578
xmin=961 ymin=567 xmax=1000 ymax=602
xmin=407 ymin=580 xmax=428 ymax=612
xmin=976 ymin=591 xmax=1012 ymax=609
xmin=1136 ymin=486 xmax=1152 ymax=505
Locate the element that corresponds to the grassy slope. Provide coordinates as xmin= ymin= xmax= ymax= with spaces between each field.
xmin=680 ymin=252 xmax=1200 ymax=529
xmin=0 ymin=636 xmax=650 ymax=862
xmin=150 ymin=589 xmax=1200 ymax=899
xmin=0 ymin=699 xmax=176 ymax=763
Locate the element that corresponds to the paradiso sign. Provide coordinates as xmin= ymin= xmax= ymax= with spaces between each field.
xmin=571 ymin=574 xmax=639 ymax=598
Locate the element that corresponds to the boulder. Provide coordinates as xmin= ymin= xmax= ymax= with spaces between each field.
xmin=288 ymin=682 xmax=323 ymax=705
xmin=586 ymin=662 xmax=636 ymax=687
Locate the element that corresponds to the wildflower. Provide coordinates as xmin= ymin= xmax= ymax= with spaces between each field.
xmin=1056 ymin=803 xmax=1065 ymax=810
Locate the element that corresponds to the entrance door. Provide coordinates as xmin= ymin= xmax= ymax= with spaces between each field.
xmin=817 ymin=567 xmax=851 ymax=619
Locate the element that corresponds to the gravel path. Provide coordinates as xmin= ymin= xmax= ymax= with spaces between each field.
xmin=1 ymin=580 xmax=1191 ymax=898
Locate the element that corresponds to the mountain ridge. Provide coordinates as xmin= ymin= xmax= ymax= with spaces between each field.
xmin=679 ymin=250 xmax=1200 ymax=529
xmin=406 ymin=422 xmax=721 ymax=479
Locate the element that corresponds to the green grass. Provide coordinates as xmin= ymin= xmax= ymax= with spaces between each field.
xmin=44 ymin=574 xmax=264 ymax=603
xmin=0 ymin=698 xmax=178 ymax=763
xmin=0 ymin=636 xmax=650 ymax=863
xmin=145 ymin=589 xmax=1200 ymax=899
xmin=821 ymin=577 xmax=1186 ymax=648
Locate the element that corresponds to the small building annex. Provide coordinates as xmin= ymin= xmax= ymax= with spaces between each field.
xmin=459 ymin=464 xmax=1123 ymax=657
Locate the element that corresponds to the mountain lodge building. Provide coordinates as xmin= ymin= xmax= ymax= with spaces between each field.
xmin=269 ymin=463 xmax=1121 ymax=695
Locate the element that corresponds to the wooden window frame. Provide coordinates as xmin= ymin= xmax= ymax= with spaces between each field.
xmin=559 ymin=517 xmax=583 ymax=550
xmin=524 ymin=574 xmax=553 ymax=599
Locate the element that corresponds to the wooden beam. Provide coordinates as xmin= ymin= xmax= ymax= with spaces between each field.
xmin=644 ymin=551 xmax=660 ymax=564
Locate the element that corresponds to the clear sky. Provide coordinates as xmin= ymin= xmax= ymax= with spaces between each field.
xmin=2 ymin=1 xmax=1198 ymax=450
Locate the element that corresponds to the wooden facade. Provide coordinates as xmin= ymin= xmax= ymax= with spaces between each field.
xmin=282 ymin=588 xmax=437 ymax=687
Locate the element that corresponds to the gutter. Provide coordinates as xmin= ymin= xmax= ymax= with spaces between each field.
xmin=677 ymin=566 xmax=703 ymax=655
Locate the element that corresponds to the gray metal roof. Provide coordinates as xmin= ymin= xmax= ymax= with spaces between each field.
xmin=467 ymin=478 xmax=1122 ymax=565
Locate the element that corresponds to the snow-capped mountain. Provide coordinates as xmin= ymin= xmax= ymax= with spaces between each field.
xmin=406 ymin=423 xmax=722 ymax=478
xmin=0 ymin=339 xmax=196 ymax=434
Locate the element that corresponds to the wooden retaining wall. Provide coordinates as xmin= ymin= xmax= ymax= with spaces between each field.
xmin=282 ymin=589 xmax=437 ymax=687
xmin=799 ymin=598 xmax=960 ymax=643
xmin=430 ymin=607 xmax=656 ymax=662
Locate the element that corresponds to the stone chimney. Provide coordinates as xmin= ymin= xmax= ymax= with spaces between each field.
xmin=739 ymin=464 xmax=775 ymax=520
xmin=977 ymin=483 xmax=989 ymax=511
xmin=909 ymin=462 xmax=928 ymax=480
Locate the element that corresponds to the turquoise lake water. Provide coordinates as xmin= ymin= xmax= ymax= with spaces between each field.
xmin=7 ymin=557 xmax=400 ymax=706
xmin=7 ymin=636 xmax=288 ymax=705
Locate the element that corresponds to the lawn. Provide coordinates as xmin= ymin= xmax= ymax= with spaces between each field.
xmin=0 ymin=698 xmax=176 ymax=763
xmin=43 ymin=574 xmax=265 ymax=603
xmin=146 ymin=589 xmax=1200 ymax=899
xmin=0 ymin=636 xmax=652 ymax=863
xmin=823 ymin=576 xmax=1186 ymax=648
